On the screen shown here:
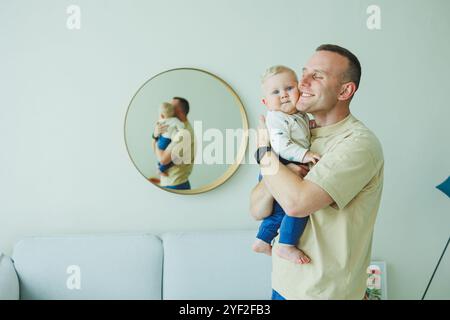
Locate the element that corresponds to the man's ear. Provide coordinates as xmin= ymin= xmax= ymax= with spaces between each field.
xmin=338 ymin=82 xmax=357 ymax=101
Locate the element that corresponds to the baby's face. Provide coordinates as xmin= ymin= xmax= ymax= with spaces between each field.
xmin=262 ymin=72 xmax=300 ymax=114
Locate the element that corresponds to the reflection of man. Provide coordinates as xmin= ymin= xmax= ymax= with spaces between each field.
xmin=250 ymin=44 xmax=384 ymax=299
xmin=152 ymin=97 xmax=195 ymax=190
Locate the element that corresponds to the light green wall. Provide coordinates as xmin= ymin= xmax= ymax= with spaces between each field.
xmin=0 ymin=0 xmax=449 ymax=299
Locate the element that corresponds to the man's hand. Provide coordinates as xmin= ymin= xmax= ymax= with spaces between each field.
xmin=249 ymin=115 xmax=275 ymax=221
xmin=286 ymin=163 xmax=310 ymax=179
xmin=154 ymin=123 xmax=168 ymax=138
xmin=257 ymin=115 xmax=270 ymax=148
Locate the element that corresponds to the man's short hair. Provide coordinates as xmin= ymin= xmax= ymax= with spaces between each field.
xmin=316 ymin=44 xmax=362 ymax=90
xmin=173 ymin=97 xmax=190 ymax=115
xmin=260 ymin=65 xmax=298 ymax=85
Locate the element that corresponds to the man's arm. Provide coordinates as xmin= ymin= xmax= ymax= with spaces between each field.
xmin=249 ymin=180 xmax=273 ymax=221
xmin=250 ymin=163 xmax=311 ymax=220
xmin=260 ymin=152 xmax=334 ymax=218
xmin=153 ymin=141 xmax=172 ymax=165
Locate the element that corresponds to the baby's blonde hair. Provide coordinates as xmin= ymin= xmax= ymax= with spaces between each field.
xmin=160 ymin=102 xmax=175 ymax=118
xmin=260 ymin=65 xmax=298 ymax=85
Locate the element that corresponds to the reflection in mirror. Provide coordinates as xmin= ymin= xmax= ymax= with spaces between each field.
xmin=124 ymin=68 xmax=248 ymax=194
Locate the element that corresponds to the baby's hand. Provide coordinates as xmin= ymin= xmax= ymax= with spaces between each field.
xmin=302 ymin=151 xmax=321 ymax=164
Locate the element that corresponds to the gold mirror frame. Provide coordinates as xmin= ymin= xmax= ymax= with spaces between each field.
xmin=124 ymin=67 xmax=249 ymax=195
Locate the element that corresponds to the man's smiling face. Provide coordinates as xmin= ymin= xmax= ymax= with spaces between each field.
xmin=297 ymin=50 xmax=349 ymax=114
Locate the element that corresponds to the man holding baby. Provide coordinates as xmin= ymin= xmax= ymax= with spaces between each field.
xmin=251 ymin=44 xmax=384 ymax=300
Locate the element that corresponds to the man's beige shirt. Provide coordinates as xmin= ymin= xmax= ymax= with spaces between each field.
xmin=160 ymin=121 xmax=195 ymax=187
xmin=272 ymin=114 xmax=384 ymax=299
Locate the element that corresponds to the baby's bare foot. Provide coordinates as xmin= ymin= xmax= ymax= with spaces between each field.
xmin=252 ymin=239 xmax=272 ymax=256
xmin=275 ymin=245 xmax=311 ymax=264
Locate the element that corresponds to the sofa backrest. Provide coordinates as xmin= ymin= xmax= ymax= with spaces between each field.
xmin=10 ymin=230 xmax=271 ymax=300
xmin=162 ymin=230 xmax=271 ymax=299
xmin=0 ymin=252 xmax=20 ymax=300
xmin=12 ymin=234 xmax=163 ymax=300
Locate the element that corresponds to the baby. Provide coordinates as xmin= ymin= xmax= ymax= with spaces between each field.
xmin=252 ymin=65 xmax=320 ymax=264
xmin=155 ymin=102 xmax=185 ymax=174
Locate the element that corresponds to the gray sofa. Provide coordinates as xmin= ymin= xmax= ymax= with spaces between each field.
xmin=0 ymin=230 xmax=271 ymax=300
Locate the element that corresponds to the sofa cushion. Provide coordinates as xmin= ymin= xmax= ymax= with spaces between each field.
xmin=162 ymin=230 xmax=272 ymax=299
xmin=12 ymin=234 xmax=163 ymax=300
xmin=0 ymin=252 xmax=20 ymax=300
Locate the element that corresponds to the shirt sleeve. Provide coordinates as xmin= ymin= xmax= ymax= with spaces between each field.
xmin=266 ymin=112 xmax=309 ymax=162
xmin=305 ymin=133 xmax=384 ymax=209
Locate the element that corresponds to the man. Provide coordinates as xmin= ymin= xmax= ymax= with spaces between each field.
xmin=250 ymin=44 xmax=384 ymax=299
xmin=152 ymin=97 xmax=195 ymax=190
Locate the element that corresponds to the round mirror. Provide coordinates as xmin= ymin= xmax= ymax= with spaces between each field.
xmin=124 ymin=68 xmax=248 ymax=194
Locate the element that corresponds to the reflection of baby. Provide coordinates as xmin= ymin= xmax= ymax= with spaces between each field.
xmin=252 ymin=65 xmax=321 ymax=265
xmin=155 ymin=102 xmax=185 ymax=173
